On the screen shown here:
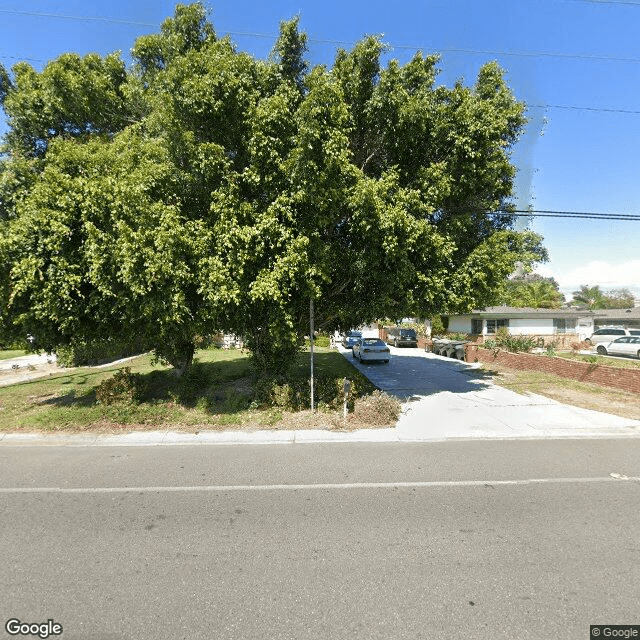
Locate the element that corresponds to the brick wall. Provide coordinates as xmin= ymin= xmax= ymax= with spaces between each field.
xmin=465 ymin=344 xmax=640 ymax=394
xmin=476 ymin=333 xmax=581 ymax=349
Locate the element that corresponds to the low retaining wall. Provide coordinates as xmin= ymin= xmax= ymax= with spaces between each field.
xmin=465 ymin=344 xmax=640 ymax=394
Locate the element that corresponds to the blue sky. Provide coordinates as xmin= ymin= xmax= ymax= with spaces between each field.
xmin=1 ymin=0 xmax=639 ymax=301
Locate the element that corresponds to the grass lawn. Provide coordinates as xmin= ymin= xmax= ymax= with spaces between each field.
xmin=0 ymin=349 xmax=28 ymax=361
xmin=0 ymin=346 xmax=380 ymax=433
xmin=555 ymin=352 xmax=640 ymax=369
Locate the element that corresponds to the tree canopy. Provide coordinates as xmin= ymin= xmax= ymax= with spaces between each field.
xmin=571 ymin=285 xmax=635 ymax=310
xmin=0 ymin=2 xmax=547 ymax=375
xmin=499 ymin=274 xmax=564 ymax=309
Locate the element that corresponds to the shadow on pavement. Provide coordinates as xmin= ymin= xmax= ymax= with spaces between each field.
xmin=342 ymin=348 xmax=495 ymax=400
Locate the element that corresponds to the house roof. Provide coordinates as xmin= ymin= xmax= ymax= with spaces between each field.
xmin=592 ymin=307 xmax=640 ymax=320
xmin=448 ymin=306 xmax=593 ymax=318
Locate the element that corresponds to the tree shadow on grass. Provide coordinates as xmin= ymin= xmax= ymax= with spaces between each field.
xmin=36 ymin=388 xmax=97 ymax=407
xmin=20 ymin=356 xmax=254 ymax=414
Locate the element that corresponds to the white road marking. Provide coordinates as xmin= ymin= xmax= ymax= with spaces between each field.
xmin=0 ymin=476 xmax=638 ymax=494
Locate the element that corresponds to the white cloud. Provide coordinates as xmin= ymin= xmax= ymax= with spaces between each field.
xmin=534 ymin=260 xmax=640 ymax=302
xmin=548 ymin=260 xmax=640 ymax=290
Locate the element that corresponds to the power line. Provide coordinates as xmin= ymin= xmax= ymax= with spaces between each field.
xmin=562 ymin=0 xmax=640 ymax=6
xmin=529 ymin=103 xmax=640 ymax=114
xmin=496 ymin=209 xmax=640 ymax=220
xmin=2 ymin=8 xmax=640 ymax=65
xmin=0 ymin=8 xmax=157 ymax=27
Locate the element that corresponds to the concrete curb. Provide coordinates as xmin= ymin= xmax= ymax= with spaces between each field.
xmin=1 ymin=425 xmax=640 ymax=446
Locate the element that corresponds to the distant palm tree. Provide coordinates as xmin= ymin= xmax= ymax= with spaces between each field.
xmin=503 ymin=280 xmax=563 ymax=309
xmin=571 ymin=285 xmax=606 ymax=310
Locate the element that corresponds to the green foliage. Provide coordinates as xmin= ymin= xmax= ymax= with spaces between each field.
xmin=444 ymin=332 xmax=470 ymax=341
xmin=569 ymin=284 xmax=634 ymax=310
xmin=603 ymin=287 xmax=636 ymax=309
xmin=54 ymin=336 xmax=148 ymax=367
xmin=483 ymin=338 xmax=497 ymax=350
xmin=493 ymin=330 xmax=537 ymax=353
xmin=500 ymin=276 xmax=564 ymax=309
xmin=430 ymin=316 xmax=447 ymax=336
xmin=0 ymin=3 xmax=547 ymax=380
xmin=254 ymin=373 xmax=361 ymax=412
xmin=305 ymin=334 xmax=330 ymax=347
xmin=571 ymin=285 xmax=607 ymax=310
xmin=95 ymin=367 xmax=145 ymax=405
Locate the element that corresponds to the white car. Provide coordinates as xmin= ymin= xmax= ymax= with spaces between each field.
xmin=586 ymin=327 xmax=631 ymax=345
xmin=352 ymin=338 xmax=390 ymax=364
xmin=596 ymin=336 xmax=640 ymax=359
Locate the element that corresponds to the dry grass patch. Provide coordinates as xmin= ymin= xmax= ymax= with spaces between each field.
xmin=483 ymin=363 xmax=640 ymax=421
xmin=0 ymin=346 xmax=393 ymax=433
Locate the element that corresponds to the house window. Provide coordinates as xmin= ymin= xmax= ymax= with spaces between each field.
xmin=471 ymin=319 xmax=483 ymax=334
xmin=553 ymin=319 xmax=575 ymax=334
xmin=486 ymin=319 xmax=509 ymax=334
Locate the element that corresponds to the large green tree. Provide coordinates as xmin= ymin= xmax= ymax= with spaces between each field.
xmin=0 ymin=2 xmax=547 ymax=376
xmin=571 ymin=284 xmax=635 ymax=310
xmin=500 ymin=274 xmax=564 ymax=309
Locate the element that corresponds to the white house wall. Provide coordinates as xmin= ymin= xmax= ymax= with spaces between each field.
xmin=448 ymin=316 xmax=472 ymax=333
xmin=509 ymin=318 xmax=554 ymax=335
xmin=576 ymin=317 xmax=594 ymax=340
xmin=446 ymin=314 xmax=593 ymax=339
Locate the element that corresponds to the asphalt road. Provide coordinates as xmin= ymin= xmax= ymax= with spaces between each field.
xmin=2 ymin=439 xmax=640 ymax=640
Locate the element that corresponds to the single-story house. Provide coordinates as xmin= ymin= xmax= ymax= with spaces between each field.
xmin=444 ymin=306 xmax=595 ymax=344
xmin=592 ymin=307 xmax=640 ymax=331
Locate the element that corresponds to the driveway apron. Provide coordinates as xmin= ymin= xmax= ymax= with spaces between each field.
xmin=340 ymin=346 xmax=640 ymax=440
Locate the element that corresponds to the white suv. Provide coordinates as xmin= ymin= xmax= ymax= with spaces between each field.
xmin=586 ymin=327 xmax=631 ymax=345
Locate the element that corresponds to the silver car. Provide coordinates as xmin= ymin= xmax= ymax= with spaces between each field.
xmin=596 ymin=336 xmax=640 ymax=359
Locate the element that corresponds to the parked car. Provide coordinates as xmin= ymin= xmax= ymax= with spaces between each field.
xmin=352 ymin=338 xmax=390 ymax=363
xmin=386 ymin=327 xmax=418 ymax=347
xmin=343 ymin=330 xmax=363 ymax=349
xmin=586 ymin=327 xmax=632 ymax=345
xmin=596 ymin=336 xmax=640 ymax=358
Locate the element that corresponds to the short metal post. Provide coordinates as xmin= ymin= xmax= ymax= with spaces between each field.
xmin=310 ymin=298 xmax=314 ymax=412
xmin=343 ymin=377 xmax=351 ymax=422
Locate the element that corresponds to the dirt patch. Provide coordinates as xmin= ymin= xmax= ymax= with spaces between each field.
xmin=11 ymin=408 xmax=394 ymax=436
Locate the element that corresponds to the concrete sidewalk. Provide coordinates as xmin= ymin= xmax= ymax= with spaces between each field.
xmin=343 ymin=345 xmax=640 ymax=440
xmin=1 ymin=346 xmax=639 ymax=446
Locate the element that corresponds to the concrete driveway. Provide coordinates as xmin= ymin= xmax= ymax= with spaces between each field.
xmin=340 ymin=345 xmax=640 ymax=440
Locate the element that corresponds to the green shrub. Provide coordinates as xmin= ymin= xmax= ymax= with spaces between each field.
xmin=95 ymin=367 xmax=145 ymax=405
xmin=304 ymin=334 xmax=330 ymax=348
xmin=499 ymin=334 xmax=537 ymax=353
xmin=254 ymin=374 xmax=361 ymax=411
xmin=56 ymin=336 xmax=149 ymax=367
xmin=430 ymin=316 xmax=447 ymax=336
xmin=445 ymin=332 xmax=470 ymax=341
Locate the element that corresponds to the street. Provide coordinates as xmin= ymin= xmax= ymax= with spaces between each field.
xmin=2 ymin=439 xmax=640 ymax=640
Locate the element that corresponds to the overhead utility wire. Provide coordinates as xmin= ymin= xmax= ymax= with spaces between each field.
xmin=0 ymin=9 xmax=157 ymax=27
xmin=529 ymin=103 xmax=640 ymax=114
xmin=495 ymin=209 xmax=640 ymax=220
xmin=2 ymin=8 xmax=640 ymax=65
xmin=564 ymin=0 xmax=640 ymax=6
